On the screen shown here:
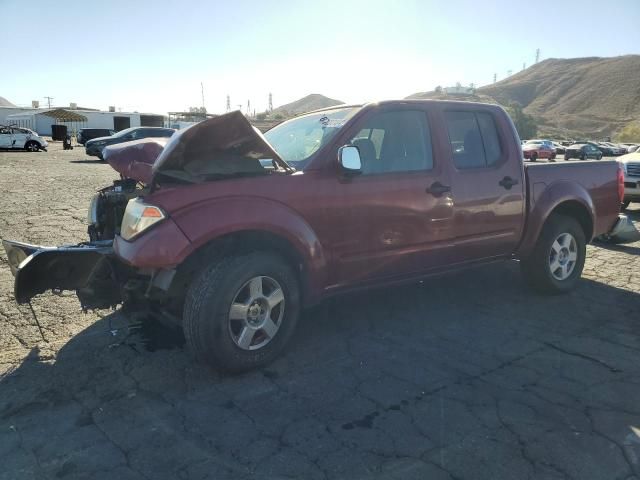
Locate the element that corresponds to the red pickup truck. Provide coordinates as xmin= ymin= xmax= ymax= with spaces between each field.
xmin=3 ymin=101 xmax=638 ymax=372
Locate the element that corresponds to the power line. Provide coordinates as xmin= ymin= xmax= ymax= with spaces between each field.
xmin=43 ymin=96 xmax=54 ymax=108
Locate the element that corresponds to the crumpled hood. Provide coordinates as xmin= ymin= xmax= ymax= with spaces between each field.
xmin=152 ymin=110 xmax=288 ymax=184
xmin=103 ymin=138 xmax=168 ymax=184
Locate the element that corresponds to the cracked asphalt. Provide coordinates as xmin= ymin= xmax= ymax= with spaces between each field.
xmin=1 ymin=142 xmax=639 ymax=479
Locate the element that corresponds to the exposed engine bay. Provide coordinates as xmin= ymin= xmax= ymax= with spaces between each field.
xmin=87 ymin=178 xmax=146 ymax=241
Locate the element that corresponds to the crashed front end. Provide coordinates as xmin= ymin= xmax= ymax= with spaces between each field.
xmin=2 ymin=111 xmax=289 ymax=311
xmin=2 ymin=240 xmax=123 ymax=310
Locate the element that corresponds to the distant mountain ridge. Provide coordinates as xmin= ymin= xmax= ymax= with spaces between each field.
xmin=272 ymin=94 xmax=344 ymax=116
xmin=0 ymin=96 xmax=17 ymax=107
xmin=409 ymin=55 xmax=640 ymax=138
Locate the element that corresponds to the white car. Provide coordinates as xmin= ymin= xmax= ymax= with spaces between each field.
xmin=0 ymin=126 xmax=48 ymax=151
xmin=618 ymin=151 xmax=640 ymax=209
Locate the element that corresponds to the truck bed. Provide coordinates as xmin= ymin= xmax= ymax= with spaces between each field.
xmin=524 ymin=160 xmax=621 ymax=238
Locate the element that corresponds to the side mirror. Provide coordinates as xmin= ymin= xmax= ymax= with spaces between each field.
xmin=338 ymin=145 xmax=362 ymax=173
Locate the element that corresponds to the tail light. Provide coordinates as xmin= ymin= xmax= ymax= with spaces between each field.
xmin=617 ymin=165 xmax=625 ymax=204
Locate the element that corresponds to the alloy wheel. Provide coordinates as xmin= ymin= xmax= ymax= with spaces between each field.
xmin=228 ymin=275 xmax=285 ymax=351
xmin=549 ymin=233 xmax=578 ymax=280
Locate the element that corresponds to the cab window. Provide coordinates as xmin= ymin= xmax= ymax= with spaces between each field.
xmin=349 ymin=110 xmax=433 ymax=175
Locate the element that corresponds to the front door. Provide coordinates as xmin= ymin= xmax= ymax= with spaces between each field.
xmin=11 ymin=128 xmax=28 ymax=148
xmin=319 ymin=108 xmax=455 ymax=290
xmin=442 ymin=108 xmax=525 ymax=261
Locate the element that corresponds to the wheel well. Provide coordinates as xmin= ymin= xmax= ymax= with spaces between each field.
xmin=549 ymin=201 xmax=593 ymax=240
xmin=164 ymin=231 xmax=308 ymax=313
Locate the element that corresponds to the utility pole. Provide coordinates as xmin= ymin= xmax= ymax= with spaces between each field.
xmin=535 ymin=48 xmax=540 ymax=63
xmin=493 ymin=73 xmax=497 ymax=83
xmin=226 ymin=95 xmax=231 ymax=112
xmin=247 ymin=100 xmax=251 ymax=116
xmin=200 ymin=82 xmax=206 ymax=112
xmin=268 ymin=93 xmax=273 ymax=112
xmin=522 ymin=62 xmax=526 ymax=71
xmin=44 ymin=96 xmax=54 ymax=108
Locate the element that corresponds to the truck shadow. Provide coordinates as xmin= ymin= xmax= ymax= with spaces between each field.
xmin=2 ymin=262 xmax=640 ymax=478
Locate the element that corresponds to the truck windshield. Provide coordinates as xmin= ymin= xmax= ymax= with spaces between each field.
xmin=264 ymin=107 xmax=359 ymax=168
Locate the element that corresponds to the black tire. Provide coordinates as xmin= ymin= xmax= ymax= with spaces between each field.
xmin=580 ymin=153 xmax=587 ymax=160
xmin=24 ymin=141 xmax=40 ymax=152
xmin=549 ymin=154 xmax=556 ymax=162
xmin=183 ymin=252 xmax=301 ymax=373
xmin=564 ymin=155 xmax=570 ymax=161
xmin=530 ymin=153 xmax=538 ymax=162
xmin=597 ymin=153 xmax=603 ymax=160
xmin=621 ymin=201 xmax=631 ymax=211
xmin=520 ymin=214 xmax=586 ymax=294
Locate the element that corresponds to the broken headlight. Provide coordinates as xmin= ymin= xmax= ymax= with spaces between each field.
xmin=120 ymin=198 xmax=166 ymax=241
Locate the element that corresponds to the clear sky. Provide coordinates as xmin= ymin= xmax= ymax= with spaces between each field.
xmin=2 ymin=0 xmax=639 ymax=114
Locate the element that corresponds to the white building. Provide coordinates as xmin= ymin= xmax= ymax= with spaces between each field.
xmin=0 ymin=106 xmax=165 ymax=136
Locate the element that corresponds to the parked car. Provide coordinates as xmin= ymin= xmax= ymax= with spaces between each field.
xmin=618 ymin=151 xmax=640 ymax=209
xmin=564 ymin=143 xmax=603 ymax=160
xmin=85 ymin=127 xmax=175 ymax=159
xmin=3 ymin=102 xmax=637 ymax=372
xmin=0 ymin=126 xmax=48 ymax=151
xmin=523 ymin=139 xmax=556 ymax=161
xmin=77 ymin=128 xmax=115 ymax=145
xmin=628 ymin=145 xmax=640 ymax=153
xmin=601 ymin=142 xmax=626 ymax=156
xmin=552 ymin=141 xmax=566 ymax=154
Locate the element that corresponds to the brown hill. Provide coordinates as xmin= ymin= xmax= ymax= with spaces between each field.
xmin=478 ymin=55 xmax=640 ymax=138
xmin=408 ymin=55 xmax=640 ymax=139
xmin=0 ymin=96 xmax=16 ymax=107
xmin=272 ymin=94 xmax=344 ymax=116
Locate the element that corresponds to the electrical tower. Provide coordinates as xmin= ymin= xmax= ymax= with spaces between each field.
xmin=200 ymin=82 xmax=205 ymax=112
xmin=44 ymin=96 xmax=54 ymax=108
xmin=268 ymin=93 xmax=273 ymax=112
xmin=493 ymin=73 xmax=497 ymax=83
xmin=247 ymin=100 xmax=251 ymax=116
xmin=535 ymin=48 xmax=540 ymax=63
xmin=226 ymin=95 xmax=231 ymax=112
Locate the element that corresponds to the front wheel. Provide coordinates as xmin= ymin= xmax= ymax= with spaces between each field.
xmin=530 ymin=153 xmax=538 ymax=162
xmin=183 ymin=252 xmax=300 ymax=372
xmin=520 ymin=214 xmax=586 ymax=294
xmin=24 ymin=141 xmax=40 ymax=152
xmin=597 ymin=153 xmax=603 ymax=160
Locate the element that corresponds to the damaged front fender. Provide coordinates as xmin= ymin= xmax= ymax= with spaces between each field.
xmin=2 ymin=239 xmax=122 ymax=309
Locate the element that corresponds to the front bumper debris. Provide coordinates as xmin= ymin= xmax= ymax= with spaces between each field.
xmin=596 ymin=214 xmax=640 ymax=244
xmin=2 ymin=239 xmax=122 ymax=309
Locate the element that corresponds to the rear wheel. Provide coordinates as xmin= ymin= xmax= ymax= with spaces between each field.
xmin=580 ymin=152 xmax=587 ymax=160
xmin=549 ymin=153 xmax=556 ymax=162
xmin=521 ymin=214 xmax=586 ymax=294
xmin=597 ymin=153 xmax=603 ymax=160
xmin=530 ymin=153 xmax=538 ymax=162
xmin=24 ymin=141 xmax=40 ymax=152
xmin=183 ymin=252 xmax=301 ymax=373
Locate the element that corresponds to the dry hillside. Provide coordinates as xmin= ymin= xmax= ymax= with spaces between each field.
xmin=0 ymin=96 xmax=16 ymax=107
xmin=272 ymin=93 xmax=344 ymax=116
xmin=409 ymin=55 xmax=640 ymax=139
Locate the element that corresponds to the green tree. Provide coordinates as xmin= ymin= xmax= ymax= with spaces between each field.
xmin=507 ymin=103 xmax=538 ymax=139
xmin=614 ymin=122 xmax=640 ymax=143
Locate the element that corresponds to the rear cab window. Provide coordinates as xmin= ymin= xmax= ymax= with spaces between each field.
xmin=445 ymin=110 xmax=503 ymax=169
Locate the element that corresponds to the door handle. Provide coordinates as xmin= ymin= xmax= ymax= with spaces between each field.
xmin=426 ymin=181 xmax=451 ymax=197
xmin=499 ymin=176 xmax=519 ymax=190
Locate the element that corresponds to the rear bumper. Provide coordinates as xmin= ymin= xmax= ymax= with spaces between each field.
xmin=596 ymin=214 xmax=640 ymax=244
xmin=2 ymin=239 xmax=122 ymax=308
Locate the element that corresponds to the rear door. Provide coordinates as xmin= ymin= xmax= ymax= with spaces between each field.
xmin=442 ymin=107 xmax=525 ymax=260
